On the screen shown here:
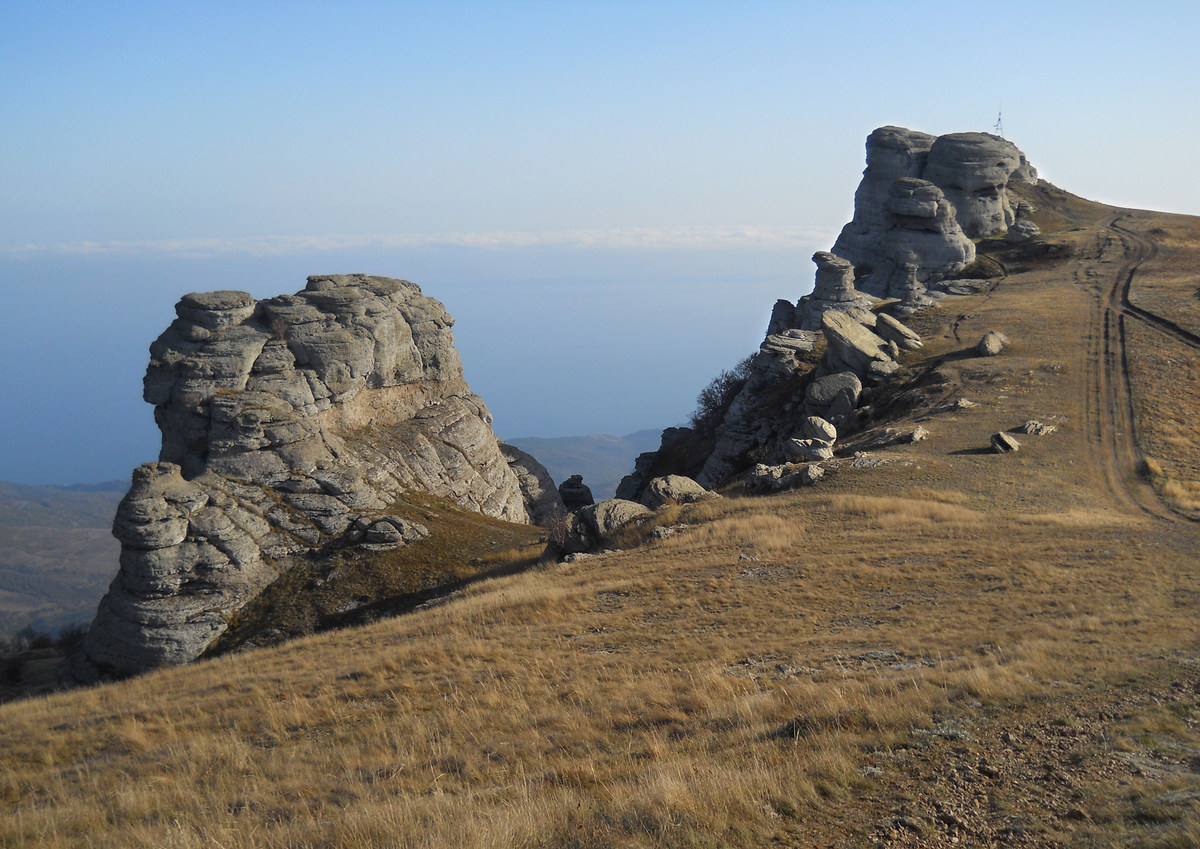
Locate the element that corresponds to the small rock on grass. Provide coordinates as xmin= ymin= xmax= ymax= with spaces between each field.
xmin=991 ymin=432 xmax=1020 ymax=453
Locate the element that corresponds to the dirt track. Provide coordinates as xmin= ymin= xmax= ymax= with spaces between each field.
xmin=1086 ymin=213 xmax=1193 ymax=522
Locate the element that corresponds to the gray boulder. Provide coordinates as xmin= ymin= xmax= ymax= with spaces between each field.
xmin=1020 ymin=420 xmax=1058 ymax=436
xmin=783 ymin=438 xmax=835 ymax=463
xmin=820 ymin=311 xmax=899 ymax=381
xmin=805 ymin=372 xmax=862 ymax=421
xmin=1005 ymin=220 xmax=1041 ymax=243
xmin=799 ymin=415 xmax=838 ymax=443
xmin=745 ymin=462 xmax=824 ymax=493
xmin=640 ymin=475 xmax=717 ymax=510
xmin=977 ymin=331 xmax=1009 ymax=357
xmin=873 ymin=313 xmax=924 ymax=351
xmin=991 ymin=432 xmax=1021 ymax=453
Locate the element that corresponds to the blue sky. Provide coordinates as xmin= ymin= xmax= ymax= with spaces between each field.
xmin=2 ymin=1 xmax=1198 ymax=484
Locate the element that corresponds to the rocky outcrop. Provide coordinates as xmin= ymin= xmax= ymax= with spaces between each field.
xmin=499 ymin=443 xmax=567 ymax=526
xmin=558 ymin=498 xmax=652 ymax=556
xmin=832 ymin=126 xmax=1037 ymax=299
xmin=792 ymin=252 xmax=880 ymax=331
xmin=620 ymin=125 xmax=1038 ymax=500
xmin=558 ymin=475 xmax=595 ymax=511
xmin=80 ymin=274 xmax=555 ymax=678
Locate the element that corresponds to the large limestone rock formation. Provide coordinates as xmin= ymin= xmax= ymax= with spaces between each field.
xmin=80 ymin=274 xmax=552 ymax=678
xmin=831 ymin=126 xmax=1037 ymax=299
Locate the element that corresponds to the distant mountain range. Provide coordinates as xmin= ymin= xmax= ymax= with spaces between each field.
xmin=0 ymin=480 xmax=125 ymax=638
xmin=506 ymin=429 xmax=666 ymax=500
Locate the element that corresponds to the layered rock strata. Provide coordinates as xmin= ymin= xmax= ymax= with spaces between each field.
xmin=831 ymin=126 xmax=1037 ymax=299
xmin=81 ymin=274 xmax=552 ymax=677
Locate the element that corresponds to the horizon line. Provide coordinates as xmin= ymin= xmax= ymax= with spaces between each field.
xmin=1 ymin=224 xmax=838 ymax=259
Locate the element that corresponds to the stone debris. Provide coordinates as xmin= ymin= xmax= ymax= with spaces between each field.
xmin=1020 ymin=420 xmax=1058 ymax=436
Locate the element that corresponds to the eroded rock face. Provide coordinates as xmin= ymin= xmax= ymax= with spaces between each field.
xmin=832 ymin=126 xmax=1036 ymax=298
xmin=794 ymin=252 xmax=880 ymax=331
xmin=81 ymin=274 xmax=551 ymax=678
xmin=616 ymin=126 xmax=1035 ymax=499
xmin=924 ymin=133 xmax=1037 ymax=238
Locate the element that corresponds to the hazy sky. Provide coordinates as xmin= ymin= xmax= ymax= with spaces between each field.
xmin=2 ymin=1 xmax=1198 ymax=484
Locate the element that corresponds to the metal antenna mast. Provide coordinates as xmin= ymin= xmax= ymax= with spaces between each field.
xmin=993 ymin=108 xmax=1004 ymax=138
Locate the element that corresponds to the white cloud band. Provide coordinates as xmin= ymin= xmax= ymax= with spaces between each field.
xmin=2 ymin=225 xmax=836 ymax=258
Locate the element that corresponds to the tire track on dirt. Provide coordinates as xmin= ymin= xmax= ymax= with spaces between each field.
xmin=1092 ymin=214 xmax=1180 ymax=521
xmin=1108 ymin=217 xmax=1200 ymax=351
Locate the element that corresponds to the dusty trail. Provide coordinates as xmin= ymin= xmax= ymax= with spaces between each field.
xmin=1086 ymin=212 xmax=1187 ymax=521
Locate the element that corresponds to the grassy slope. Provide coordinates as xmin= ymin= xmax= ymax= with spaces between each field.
xmin=3 ymin=186 xmax=1200 ymax=848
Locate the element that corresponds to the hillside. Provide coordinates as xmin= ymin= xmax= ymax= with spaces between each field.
xmin=2 ymin=182 xmax=1200 ymax=847
xmin=0 ymin=481 xmax=124 ymax=637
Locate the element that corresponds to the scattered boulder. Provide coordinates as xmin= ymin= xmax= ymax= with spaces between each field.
xmin=991 ymin=432 xmax=1021 ymax=453
xmin=746 ymin=462 xmax=824 ymax=493
xmin=874 ymin=313 xmax=924 ymax=351
xmin=558 ymin=475 xmax=595 ymax=511
xmin=805 ymin=372 xmax=863 ymax=422
xmin=843 ymin=425 xmax=929 ymax=452
xmin=560 ymin=498 xmax=653 ymax=556
xmin=977 ymin=331 xmax=1009 ymax=357
xmin=583 ymin=499 xmax=653 ymax=537
xmin=640 ymin=475 xmax=717 ymax=510
xmin=799 ymin=415 xmax=838 ymax=443
xmin=820 ymin=311 xmax=900 ymax=382
xmin=1020 ymin=420 xmax=1058 ymax=436
xmin=356 ymin=516 xmax=430 ymax=550
xmin=784 ymin=438 xmax=835 ymax=463
xmin=1005 ymin=220 xmax=1041 ymax=243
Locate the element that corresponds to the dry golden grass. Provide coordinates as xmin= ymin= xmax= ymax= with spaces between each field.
xmin=3 ymin=481 xmax=1197 ymax=847
xmin=3 ymin=186 xmax=1200 ymax=848
xmin=1124 ymin=320 xmax=1200 ymax=517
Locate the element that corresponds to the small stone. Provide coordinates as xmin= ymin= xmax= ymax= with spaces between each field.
xmin=1020 ymin=419 xmax=1058 ymax=436
xmin=991 ymin=432 xmax=1020 ymax=453
xmin=977 ymin=330 xmax=1008 ymax=357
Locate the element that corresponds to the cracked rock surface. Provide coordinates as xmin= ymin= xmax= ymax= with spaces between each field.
xmin=80 ymin=274 xmax=550 ymax=678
